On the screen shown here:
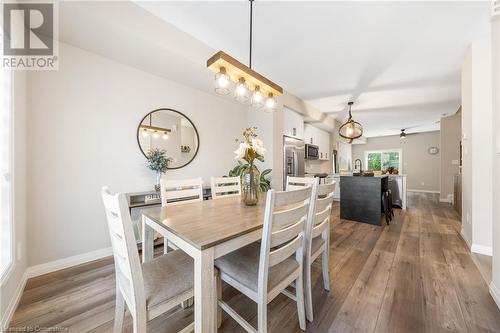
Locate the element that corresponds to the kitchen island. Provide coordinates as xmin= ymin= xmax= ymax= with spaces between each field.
xmin=340 ymin=175 xmax=388 ymax=226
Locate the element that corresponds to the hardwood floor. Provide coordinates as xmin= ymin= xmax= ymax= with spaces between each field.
xmin=9 ymin=192 xmax=500 ymax=332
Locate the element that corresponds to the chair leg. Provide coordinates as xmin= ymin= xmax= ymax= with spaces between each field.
xmin=321 ymin=246 xmax=330 ymax=291
xmin=216 ymin=272 xmax=222 ymax=329
xmin=295 ymin=270 xmax=307 ymax=330
xmin=132 ymin=311 xmax=147 ymax=333
xmin=164 ymin=238 xmax=169 ymax=254
xmin=304 ymin=258 xmax=314 ymax=322
xmin=113 ymin=290 xmax=125 ymax=333
xmin=257 ymin=302 xmax=268 ymax=333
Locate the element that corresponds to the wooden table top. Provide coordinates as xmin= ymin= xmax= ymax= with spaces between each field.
xmin=142 ymin=196 xmax=267 ymax=250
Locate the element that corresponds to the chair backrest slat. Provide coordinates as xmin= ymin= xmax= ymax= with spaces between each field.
xmin=211 ymin=176 xmax=241 ymax=200
xmin=272 ymin=203 xmax=309 ymax=230
xmin=315 ymin=192 xmax=334 ymax=215
xmin=269 ymin=234 xmax=303 ymax=267
xmin=273 ymin=186 xmax=311 ymax=206
xmin=311 ymin=218 xmax=329 ymax=239
xmin=161 ymin=177 xmax=203 ymax=206
xmin=101 ymin=187 xmax=145 ymax=313
xmin=286 ymin=176 xmax=318 ymax=191
xmin=270 ymin=218 xmax=305 ymax=248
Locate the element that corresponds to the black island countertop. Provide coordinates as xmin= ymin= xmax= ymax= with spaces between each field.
xmin=340 ymin=175 xmax=388 ymax=226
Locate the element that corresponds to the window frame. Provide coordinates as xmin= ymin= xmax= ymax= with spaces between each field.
xmin=364 ymin=148 xmax=403 ymax=172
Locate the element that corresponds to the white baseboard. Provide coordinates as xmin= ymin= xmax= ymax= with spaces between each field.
xmin=460 ymin=228 xmax=471 ymax=249
xmin=1 ymin=270 xmax=28 ymax=331
xmin=407 ymin=189 xmax=440 ymax=194
xmin=471 ymin=244 xmax=493 ymax=256
xmin=490 ymin=282 xmax=500 ymax=310
xmin=27 ymin=247 xmax=113 ymax=278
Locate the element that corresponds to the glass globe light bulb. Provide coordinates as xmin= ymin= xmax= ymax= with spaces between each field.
xmin=214 ymin=67 xmax=230 ymax=95
xmin=264 ymin=93 xmax=276 ymax=112
xmin=234 ymin=78 xmax=249 ymax=102
xmin=163 ymin=132 xmax=169 ymax=140
xmin=346 ymin=123 xmax=354 ymax=137
xmin=141 ymin=128 xmax=149 ymax=137
xmin=152 ymin=131 xmax=159 ymax=139
xmin=251 ymin=86 xmax=264 ymax=108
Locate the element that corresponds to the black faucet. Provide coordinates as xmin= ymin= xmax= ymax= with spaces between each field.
xmin=354 ymin=159 xmax=362 ymax=172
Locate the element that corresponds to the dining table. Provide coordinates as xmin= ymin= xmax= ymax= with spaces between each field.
xmin=141 ymin=196 xmax=267 ymax=333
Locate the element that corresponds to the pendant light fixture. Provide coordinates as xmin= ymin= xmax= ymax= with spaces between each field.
xmin=339 ymin=102 xmax=363 ymax=143
xmin=206 ymin=0 xmax=282 ymax=111
xmin=139 ymin=113 xmax=171 ymax=140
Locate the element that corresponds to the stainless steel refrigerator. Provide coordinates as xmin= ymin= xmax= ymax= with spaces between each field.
xmin=283 ymin=136 xmax=305 ymax=189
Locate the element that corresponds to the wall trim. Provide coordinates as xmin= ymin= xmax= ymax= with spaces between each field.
xmin=439 ymin=198 xmax=452 ymax=203
xmin=490 ymin=282 xmax=500 ymax=310
xmin=407 ymin=189 xmax=440 ymax=194
xmin=1 ymin=270 xmax=28 ymax=331
xmin=471 ymin=244 xmax=493 ymax=256
xmin=460 ymin=228 xmax=471 ymax=249
xmin=27 ymin=247 xmax=113 ymax=278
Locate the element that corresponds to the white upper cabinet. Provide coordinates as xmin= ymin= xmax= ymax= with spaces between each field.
xmin=283 ymin=107 xmax=304 ymax=139
xmin=304 ymin=124 xmax=331 ymax=160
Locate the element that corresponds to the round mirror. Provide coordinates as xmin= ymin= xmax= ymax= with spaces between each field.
xmin=137 ymin=108 xmax=200 ymax=169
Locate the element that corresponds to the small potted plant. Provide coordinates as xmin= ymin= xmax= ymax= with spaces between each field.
xmin=146 ymin=148 xmax=172 ymax=191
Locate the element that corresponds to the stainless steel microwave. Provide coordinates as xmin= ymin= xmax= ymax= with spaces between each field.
xmin=305 ymin=144 xmax=319 ymax=160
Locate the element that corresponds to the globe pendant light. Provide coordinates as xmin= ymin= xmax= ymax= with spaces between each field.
xmin=339 ymin=102 xmax=363 ymax=143
xmin=400 ymin=129 xmax=406 ymax=140
xmin=234 ymin=77 xmax=250 ymax=102
xmin=264 ymin=93 xmax=276 ymax=112
xmin=251 ymin=85 xmax=264 ymax=108
xmin=214 ymin=67 xmax=230 ymax=95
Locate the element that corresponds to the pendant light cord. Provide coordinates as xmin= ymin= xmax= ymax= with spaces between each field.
xmin=249 ymin=0 xmax=254 ymax=69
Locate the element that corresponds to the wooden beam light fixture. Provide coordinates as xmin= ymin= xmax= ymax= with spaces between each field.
xmin=206 ymin=0 xmax=282 ymax=112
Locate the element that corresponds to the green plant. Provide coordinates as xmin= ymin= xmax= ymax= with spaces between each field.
xmin=146 ymin=148 xmax=172 ymax=174
xmin=228 ymin=161 xmax=272 ymax=192
xmin=259 ymin=169 xmax=272 ymax=192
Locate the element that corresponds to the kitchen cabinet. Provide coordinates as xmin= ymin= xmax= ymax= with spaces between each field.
xmin=283 ymin=107 xmax=304 ymax=139
xmin=304 ymin=124 xmax=330 ymax=160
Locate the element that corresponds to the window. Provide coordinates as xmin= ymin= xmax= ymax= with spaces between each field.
xmin=0 ymin=64 xmax=13 ymax=279
xmin=365 ymin=149 xmax=402 ymax=172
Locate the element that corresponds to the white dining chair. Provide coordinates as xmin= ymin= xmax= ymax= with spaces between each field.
xmin=215 ymin=187 xmax=312 ymax=333
xmin=286 ymin=176 xmax=318 ymax=191
xmin=304 ymin=182 xmax=335 ymax=322
xmin=210 ymin=176 xmax=241 ymax=200
xmin=160 ymin=177 xmax=204 ymax=254
xmin=101 ymin=187 xmax=194 ymax=333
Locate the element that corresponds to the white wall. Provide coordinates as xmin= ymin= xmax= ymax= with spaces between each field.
xmin=25 ymin=42 xmax=257 ymax=266
xmin=440 ymin=110 xmax=461 ymax=202
xmin=352 ymin=131 xmax=441 ymax=192
xmin=461 ymin=30 xmax=493 ymax=254
xmin=461 ymin=48 xmax=473 ymax=247
xmin=490 ymin=14 xmax=500 ymax=309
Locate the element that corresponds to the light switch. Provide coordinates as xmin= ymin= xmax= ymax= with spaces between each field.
xmin=496 ymin=136 xmax=500 ymax=154
xmin=452 ymin=160 xmax=459 ymax=165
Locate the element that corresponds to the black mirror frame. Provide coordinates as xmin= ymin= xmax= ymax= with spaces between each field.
xmin=137 ymin=108 xmax=200 ymax=170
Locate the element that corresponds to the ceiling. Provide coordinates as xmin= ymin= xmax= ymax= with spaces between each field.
xmin=136 ymin=1 xmax=491 ymax=137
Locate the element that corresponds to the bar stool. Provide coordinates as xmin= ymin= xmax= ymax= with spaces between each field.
xmin=387 ymin=189 xmax=395 ymax=218
xmin=382 ymin=191 xmax=391 ymax=225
